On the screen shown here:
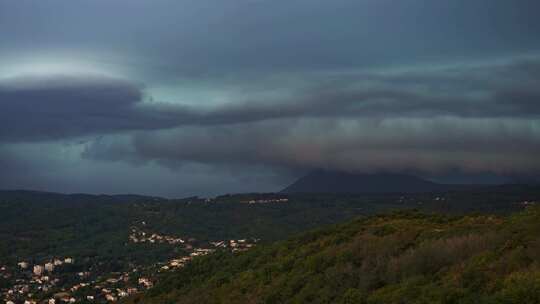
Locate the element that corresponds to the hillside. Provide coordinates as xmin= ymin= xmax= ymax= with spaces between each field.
xmin=124 ymin=206 xmax=540 ymax=304
xmin=282 ymin=170 xmax=456 ymax=194
xmin=2 ymin=188 xmax=540 ymax=303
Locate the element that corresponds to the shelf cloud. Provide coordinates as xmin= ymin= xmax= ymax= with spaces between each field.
xmin=1 ymin=0 xmax=540 ymax=195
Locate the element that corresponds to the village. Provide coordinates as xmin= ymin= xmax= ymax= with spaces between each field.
xmin=242 ymin=198 xmax=289 ymax=205
xmin=1 ymin=224 xmax=257 ymax=304
xmin=0 ymin=256 xmax=155 ymax=304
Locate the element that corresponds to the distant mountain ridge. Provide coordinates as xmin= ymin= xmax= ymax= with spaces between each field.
xmin=0 ymin=189 xmax=166 ymax=204
xmin=281 ymin=170 xmax=459 ymax=194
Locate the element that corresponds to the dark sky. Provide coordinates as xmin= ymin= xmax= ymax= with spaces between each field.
xmin=1 ymin=0 xmax=540 ymax=197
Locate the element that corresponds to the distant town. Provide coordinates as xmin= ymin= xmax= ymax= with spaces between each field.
xmin=1 ymin=222 xmax=257 ymax=304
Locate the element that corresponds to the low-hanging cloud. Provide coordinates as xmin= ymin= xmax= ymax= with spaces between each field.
xmin=2 ymin=55 xmax=540 ymax=187
xmin=2 ymin=55 xmax=540 ymax=142
xmin=83 ymin=116 xmax=540 ymax=176
xmin=85 ymin=56 xmax=540 ymax=176
xmin=2 ymin=0 xmax=540 ymax=196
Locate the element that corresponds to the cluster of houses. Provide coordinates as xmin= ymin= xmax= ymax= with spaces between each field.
xmin=156 ymin=238 xmax=258 ymax=272
xmin=2 ymin=223 xmax=259 ymax=304
xmin=241 ymin=198 xmax=289 ymax=204
xmin=20 ymin=258 xmax=74 ymax=277
xmin=1 ymin=258 xmax=77 ymax=304
xmin=130 ymin=224 xmax=259 ymax=272
xmin=129 ymin=224 xmax=258 ymax=255
xmin=128 ymin=227 xmax=187 ymax=245
xmin=210 ymin=239 xmax=257 ymax=253
xmin=1 ymin=257 xmax=157 ymax=304
xmin=159 ymin=257 xmax=192 ymax=271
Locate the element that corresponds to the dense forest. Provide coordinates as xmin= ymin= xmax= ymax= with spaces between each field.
xmin=124 ymin=206 xmax=540 ymax=304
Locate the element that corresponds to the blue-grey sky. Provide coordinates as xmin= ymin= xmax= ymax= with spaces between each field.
xmin=1 ymin=0 xmax=540 ymax=197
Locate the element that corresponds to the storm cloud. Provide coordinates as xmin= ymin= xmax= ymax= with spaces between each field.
xmin=3 ymin=55 xmax=540 ymax=141
xmin=1 ymin=0 xmax=540 ymax=195
xmin=76 ymin=56 xmax=540 ymax=179
xmin=0 ymin=76 xmax=147 ymax=141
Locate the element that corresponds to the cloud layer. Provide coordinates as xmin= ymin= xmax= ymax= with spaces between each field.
xmin=0 ymin=76 xmax=147 ymax=141
xmin=2 ymin=0 xmax=540 ymax=195
xmin=2 ymin=56 xmax=540 ymax=183
xmin=77 ymin=56 xmax=540 ymax=177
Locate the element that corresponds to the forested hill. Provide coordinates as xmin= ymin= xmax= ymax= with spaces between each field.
xmin=124 ymin=206 xmax=540 ymax=304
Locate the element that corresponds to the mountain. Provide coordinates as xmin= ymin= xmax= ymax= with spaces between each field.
xmin=282 ymin=170 xmax=454 ymax=194
xmin=122 ymin=206 xmax=540 ymax=304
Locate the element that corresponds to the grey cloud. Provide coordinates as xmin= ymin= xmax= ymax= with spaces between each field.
xmin=80 ymin=55 xmax=540 ymax=176
xmin=155 ymin=56 xmax=540 ymax=122
xmin=0 ymin=142 xmax=288 ymax=196
xmin=0 ymin=75 xmax=176 ymax=142
xmin=2 ymin=0 xmax=540 ymax=195
xmin=2 ymin=0 xmax=540 ymax=78
xmin=83 ymin=116 xmax=540 ymax=176
xmin=2 ymin=55 xmax=540 ymax=143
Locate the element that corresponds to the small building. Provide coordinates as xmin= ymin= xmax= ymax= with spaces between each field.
xmin=105 ymin=294 xmax=117 ymax=302
xmin=33 ymin=265 xmax=44 ymax=276
xmin=45 ymin=262 xmax=55 ymax=272
xmin=138 ymin=278 xmax=153 ymax=288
